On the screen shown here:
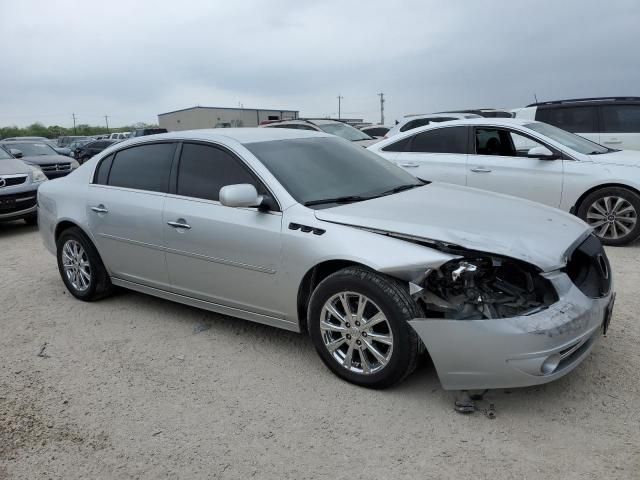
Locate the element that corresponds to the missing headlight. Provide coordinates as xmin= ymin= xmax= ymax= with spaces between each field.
xmin=416 ymin=256 xmax=558 ymax=320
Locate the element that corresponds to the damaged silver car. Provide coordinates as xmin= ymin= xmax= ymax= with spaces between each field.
xmin=37 ymin=128 xmax=615 ymax=392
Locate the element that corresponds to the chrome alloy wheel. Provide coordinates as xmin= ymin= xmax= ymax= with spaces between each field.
xmin=62 ymin=239 xmax=91 ymax=292
xmin=320 ymin=292 xmax=394 ymax=375
xmin=586 ymin=196 xmax=638 ymax=240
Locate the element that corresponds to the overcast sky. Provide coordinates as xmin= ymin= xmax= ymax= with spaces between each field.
xmin=1 ymin=0 xmax=639 ymax=128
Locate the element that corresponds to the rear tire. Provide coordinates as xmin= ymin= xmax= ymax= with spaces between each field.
xmin=307 ymin=266 xmax=421 ymax=389
xmin=577 ymin=187 xmax=640 ymax=246
xmin=56 ymin=227 xmax=113 ymax=301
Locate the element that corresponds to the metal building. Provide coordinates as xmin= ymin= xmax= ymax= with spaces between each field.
xmin=158 ymin=106 xmax=299 ymax=131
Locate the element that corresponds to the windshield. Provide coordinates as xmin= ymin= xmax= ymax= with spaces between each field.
xmin=0 ymin=147 xmax=13 ymax=160
xmin=316 ymin=123 xmax=373 ymax=141
xmin=526 ymin=122 xmax=609 ymax=155
xmin=245 ymin=137 xmax=423 ymax=207
xmin=3 ymin=142 xmax=58 ymax=156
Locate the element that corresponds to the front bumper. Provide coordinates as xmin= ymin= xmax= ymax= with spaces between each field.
xmin=409 ymin=271 xmax=613 ymax=390
xmin=0 ymin=185 xmax=39 ymax=222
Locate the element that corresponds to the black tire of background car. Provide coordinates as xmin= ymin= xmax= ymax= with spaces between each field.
xmin=307 ymin=266 xmax=421 ymax=389
xmin=23 ymin=214 xmax=38 ymax=226
xmin=56 ymin=227 xmax=114 ymax=301
xmin=577 ymin=186 xmax=640 ymax=246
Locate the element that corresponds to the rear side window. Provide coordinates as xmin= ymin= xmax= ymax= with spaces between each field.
xmin=107 ymin=143 xmax=175 ymax=192
xmin=94 ymin=154 xmax=114 ymax=185
xmin=381 ymin=136 xmax=411 ymax=152
xmin=601 ymin=105 xmax=640 ymax=133
xmin=409 ymin=127 xmax=468 ymax=153
xmin=536 ymin=106 xmax=597 ymax=133
xmin=176 ymin=143 xmax=260 ymax=202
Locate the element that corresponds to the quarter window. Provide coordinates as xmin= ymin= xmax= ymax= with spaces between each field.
xmin=107 ymin=143 xmax=175 ymax=192
xmin=601 ymin=105 xmax=640 ymax=133
xmin=176 ymin=143 xmax=261 ymax=202
xmin=536 ymin=106 xmax=597 ymax=133
xmin=94 ymin=154 xmax=114 ymax=185
xmin=409 ymin=127 xmax=467 ymax=153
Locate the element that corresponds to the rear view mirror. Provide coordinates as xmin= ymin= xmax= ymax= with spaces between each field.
xmin=527 ymin=146 xmax=557 ymax=159
xmin=9 ymin=148 xmax=23 ymax=158
xmin=219 ymin=184 xmax=263 ymax=208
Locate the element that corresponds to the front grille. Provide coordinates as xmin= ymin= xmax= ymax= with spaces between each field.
xmin=566 ymin=234 xmax=612 ymax=298
xmin=0 ymin=175 xmax=28 ymax=187
xmin=39 ymin=163 xmax=71 ymax=172
xmin=0 ymin=192 xmax=37 ymax=214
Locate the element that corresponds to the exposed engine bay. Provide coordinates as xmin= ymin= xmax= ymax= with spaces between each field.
xmin=414 ymin=252 xmax=558 ymax=320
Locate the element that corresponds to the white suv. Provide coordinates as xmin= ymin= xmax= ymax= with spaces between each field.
xmin=515 ymin=97 xmax=640 ymax=151
xmin=385 ymin=113 xmax=481 ymax=138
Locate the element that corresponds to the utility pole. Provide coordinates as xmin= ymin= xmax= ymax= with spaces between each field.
xmin=104 ymin=115 xmax=110 ymax=134
xmin=378 ymin=93 xmax=385 ymax=125
xmin=72 ymin=113 xmax=77 ymax=134
xmin=337 ymin=95 xmax=343 ymax=119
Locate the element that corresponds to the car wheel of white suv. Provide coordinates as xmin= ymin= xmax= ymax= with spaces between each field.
xmin=307 ymin=266 xmax=421 ymax=389
xmin=577 ymin=187 xmax=640 ymax=246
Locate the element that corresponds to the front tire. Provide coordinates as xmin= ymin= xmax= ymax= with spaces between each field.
xmin=56 ymin=227 xmax=113 ymax=301
xmin=307 ymin=266 xmax=421 ymax=389
xmin=577 ymin=187 xmax=640 ymax=246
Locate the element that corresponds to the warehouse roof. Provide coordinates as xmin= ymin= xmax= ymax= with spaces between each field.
xmin=159 ymin=105 xmax=300 ymax=116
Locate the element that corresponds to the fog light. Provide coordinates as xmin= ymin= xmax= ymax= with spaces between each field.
xmin=540 ymin=353 xmax=561 ymax=375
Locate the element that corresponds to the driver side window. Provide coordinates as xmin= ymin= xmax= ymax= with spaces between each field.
xmin=474 ymin=128 xmax=545 ymax=157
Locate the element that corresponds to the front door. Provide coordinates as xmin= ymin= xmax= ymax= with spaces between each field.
xmin=467 ymin=127 xmax=564 ymax=208
xmin=163 ymin=142 xmax=284 ymax=318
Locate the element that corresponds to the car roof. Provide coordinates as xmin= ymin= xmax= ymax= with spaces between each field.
xmin=129 ymin=127 xmax=332 ymax=145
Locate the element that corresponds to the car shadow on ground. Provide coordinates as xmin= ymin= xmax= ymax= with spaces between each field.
xmin=0 ymin=220 xmax=38 ymax=239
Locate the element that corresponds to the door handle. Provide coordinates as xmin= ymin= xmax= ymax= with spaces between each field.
xmin=399 ymin=162 xmax=419 ymax=168
xmin=90 ymin=205 xmax=109 ymax=213
xmin=167 ymin=220 xmax=191 ymax=230
xmin=603 ymin=139 xmax=622 ymax=144
xmin=470 ymin=167 xmax=492 ymax=173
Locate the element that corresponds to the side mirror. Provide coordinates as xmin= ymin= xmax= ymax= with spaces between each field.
xmin=527 ymin=146 xmax=557 ymax=159
xmin=9 ymin=148 xmax=23 ymax=158
xmin=219 ymin=184 xmax=263 ymax=208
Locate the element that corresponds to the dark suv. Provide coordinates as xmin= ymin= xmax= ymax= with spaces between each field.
xmin=131 ymin=128 xmax=168 ymax=137
xmin=516 ymin=97 xmax=640 ymax=150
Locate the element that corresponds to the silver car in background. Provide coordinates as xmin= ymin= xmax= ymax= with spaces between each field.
xmin=38 ymin=129 xmax=614 ymax=391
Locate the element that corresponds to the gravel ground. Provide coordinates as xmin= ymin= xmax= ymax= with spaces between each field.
xmin=1 ymin=222 xmax=639 ymax=479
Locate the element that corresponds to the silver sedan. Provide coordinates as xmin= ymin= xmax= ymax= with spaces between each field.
xmin=38 ymin=128 xmax=615 ymax=391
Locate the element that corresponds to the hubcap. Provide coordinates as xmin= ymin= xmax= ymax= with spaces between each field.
xmin=62 ymin=239 xmax=91 ymax=292
xmin=320 ymin=292 xmax=393 ymax=375
xmin=586 ymin=196 xmax=637 ymax=240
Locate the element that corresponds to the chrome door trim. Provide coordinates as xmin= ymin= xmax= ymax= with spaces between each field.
xmin=98 ymin=232 xmax=276 ymax=274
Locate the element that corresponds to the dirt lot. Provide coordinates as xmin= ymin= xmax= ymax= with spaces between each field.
xmin=1 ymin=222 xmax=638 ymax=479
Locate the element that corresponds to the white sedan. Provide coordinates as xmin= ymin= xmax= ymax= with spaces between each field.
xmin=368 ymin=118 xmax=640 ymax=245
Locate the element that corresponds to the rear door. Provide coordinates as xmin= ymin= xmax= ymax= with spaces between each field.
xmin=535 ymin=106 xmax=600 ymax=144
xmin=87 ymin=142 xmax=176 ymax=289
xmin=599 ymin=104 xmax=640 ymax=150
xmin=391 ymin=126 xmax=469 ymax=185
xmin=467 ymin=127 xmax=563 ymax=207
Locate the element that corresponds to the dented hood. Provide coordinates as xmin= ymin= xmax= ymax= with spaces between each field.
xmin=314 ymin=183 xmax=590 ymax=271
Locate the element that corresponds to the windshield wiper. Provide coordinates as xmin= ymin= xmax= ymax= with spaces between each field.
xmin=377 ymin=183 xmax=423 ymax=197
xmin=304 ymin=195 xmax=372 ymax=206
